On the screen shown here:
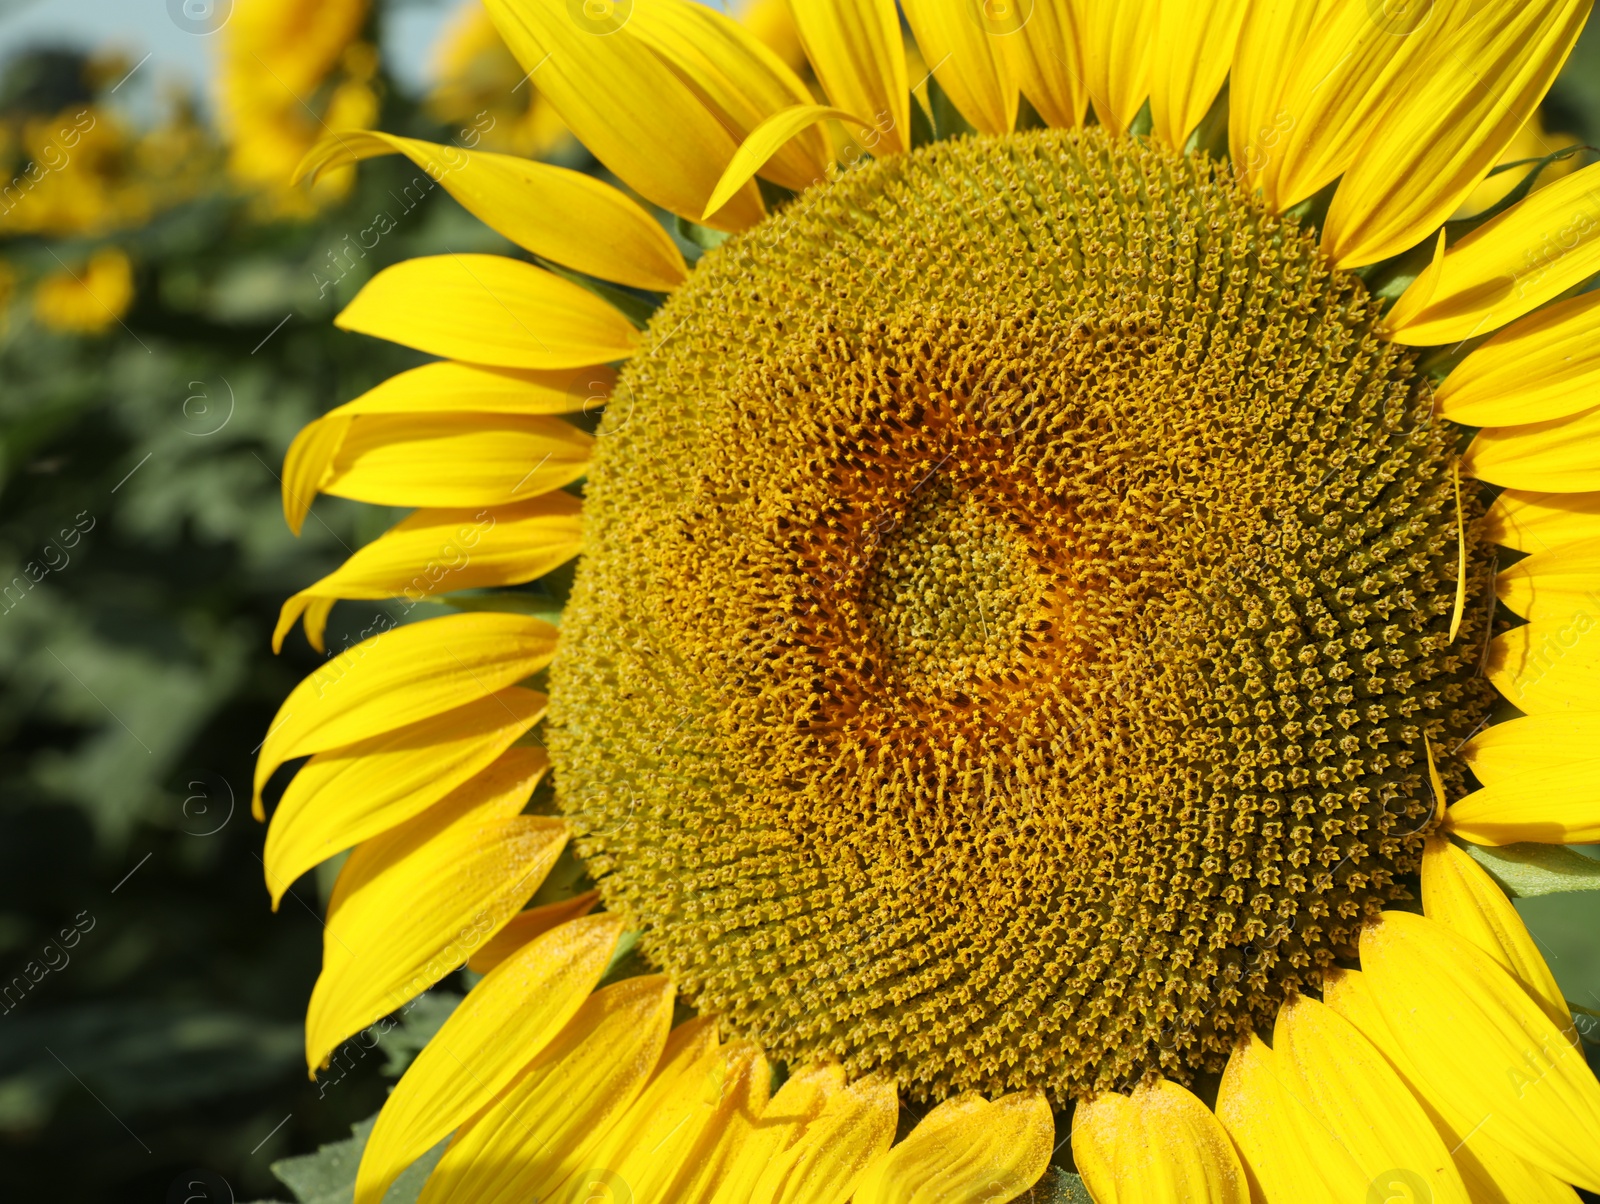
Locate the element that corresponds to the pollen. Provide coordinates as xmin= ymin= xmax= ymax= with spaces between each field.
xmin=548 ymin=126 xmax=1495 ymax=1102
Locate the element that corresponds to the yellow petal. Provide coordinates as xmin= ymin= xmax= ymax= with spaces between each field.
xmin=1435 ymin=290 xmax=1600 ymax=427
xmin=264 ymin=700 xmax=546 ymax=905
xmin=1486 ymin=616 xmax=1600 ymax=716
xmin=1268 ymin=0 xmax=1472 ymax=211
xmin=1324 ymin=967 xmax=1584 ymax=1204
xmin=554 ymin=1015 xmax=721 ymax=1198
xmin=1461 ymin=711 xmax=1600 ymax=787
xmin=1354 ymin=910 xmax=1600 ymax=1190
xmin=1487 ymin=490 xmax=1600 ymax=554
xmin=1388 ymin=160 xmax=1600 ymax=346
xmin=283 ymin=414 xmax=354 ymax=536
xmin=665 ymin=1043 xmax=773 ymax=1203
xmin=1497 ymin=534 xmax=1600 ymax=624
xmin=274 ymin=495 xmax=583 ymax=652
xmin=415 ymin=976 xmax=675 ymax=1204
xmin=296 ymin=130 xmax=686 ymax=292
xmin=1422 ymin=834 xmax=1573 ymax=1038
xmin=855 ymin=1089 xmax=1052 ymax=1204
xmin=1467 ymin=402 xmax=1600 ymax=494
xmin=1148 ymin=0 xmax=1248 ymax=151
xmin=467 ymin=891 xmax=599 ymax=975
xmin=709 ymin=1063 xmax=848 ymax=1204
xmin=1002 ymin=0 xmax=1086 ymax=128
xmin=629 ymin=0 xmax=829 ymax=193
xmin=750 ymin=1072 xmax=898 ymax=1204
xmin=353 ymin=913 xmax=624 ymax=1204
xmin=255 ymin=612 xmax=558 ymax=816
xmin=318 ymin=413 xmax=591 ymax=509
xmin=280 ymin=362 xmax=606 ymax=536
xmin=306 ymin=793 xmax=568 ymax=1073
xmin=1216 ymin=1030 xmax=1371 ymax=1203
xmin=704 ymin=105 xmax=864 ymax=221
xmin=788 ymin=0 xmax=909 ymax=157
xmin=1228 ymin=0 xmax=1323 ymax=202
xmin=901 ymin=0 xmax=1015 ymax=136
xmin=1322 ymin=0 xmax=1590 ymax=269
xmin=338 ymin=361 xmax=609 ymax=418
xmin=336 ymin=254 xmax=640 ymax=369
xmin=601 ymin=1040 xmax=762 ymax=1200
xmin=480 ymin=0 xmax=763 ymax=230
xmin=1074 ymin=0 xmax=1155 ymax=133
xmin=1451 ymin=712 xmax=1600 ymax=844
xmin=1273 ymin=993 xmax=1471 ymax=1204
xmin=1072 ymin=1079 xmax=1248 ymax=1204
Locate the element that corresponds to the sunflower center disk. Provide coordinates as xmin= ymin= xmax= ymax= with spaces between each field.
xmin=550 ymin=127 xmax=1495 ymax=1101
xmin=863 ymin=481 xmax=1050 ymax=693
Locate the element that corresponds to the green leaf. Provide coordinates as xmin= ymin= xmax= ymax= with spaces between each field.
xmin=270 ymin=1117 xmax=369 ymax=1204
xmin=1017 ymin=1168 xmax=1094 ymax=1203
xmin=376 ymin=991 xmax=462 ymax=1077
xmin=1462 ymin=841 xmax=1600 ymax=898
xmin=269 ymin=1112 xmax=448 ymax=1204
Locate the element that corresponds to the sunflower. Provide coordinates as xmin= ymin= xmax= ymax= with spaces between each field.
xmin=262 ymin=0 xmax=1600 ymax=1200
xmin=31 ymin=247 xmax=134 ymax=335
xmin=217 ymin=0 xmax=378 ymax=216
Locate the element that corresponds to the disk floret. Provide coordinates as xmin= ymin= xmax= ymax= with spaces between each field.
xmin=550 ymin=127 xmax=1494 ymax=1100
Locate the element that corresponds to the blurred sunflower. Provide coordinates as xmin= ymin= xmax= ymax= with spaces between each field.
xmin=31 ymin=245 xmax=133 ymax=334
xmin=262 ymin=1 xmax=1600 ymax=1201
xmin=217 ymin=0 xmax=378 ymax=216
xmin=425 ymin=1 xmax=575 ymax=160
xmin=0 ymin=100 xmax=213 ymax=237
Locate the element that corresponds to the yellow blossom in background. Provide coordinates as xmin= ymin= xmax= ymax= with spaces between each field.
xmin=0 ymin=102 xmax=213 ymax=238
xmin=217 ymin=0 xmax=377 ymax=216
xmin=0 ymin=257 xmax=15 ymax=334
xmin=31 ymin=246 xmax=133 ymax=334
xmin=426 ymin=2 xmax=573 ymax=160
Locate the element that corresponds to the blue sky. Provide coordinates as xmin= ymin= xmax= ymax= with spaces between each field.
xmin=0 ymin=0 xmax=463 ymax=102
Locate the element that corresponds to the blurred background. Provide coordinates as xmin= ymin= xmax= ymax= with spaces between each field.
xmin=0 ymin=2 xmax=1597 ymax=1200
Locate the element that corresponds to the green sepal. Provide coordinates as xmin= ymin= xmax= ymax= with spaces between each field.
xmin=928 ymin=73 xmax=974 ymax=142
xmin=438 ymin=591 xmax=564 ymax=624
xmin=1570 ymin=1001 xmax=1600 ymax=1046
xmin=1182 ymin=86 xmax=1232 ymax=162
xmin=1127 ymin=100 xmax=1154 ymax=140
xmin=1015 ymin=94 xmax=1048 ymax=132
xmin=757 ymin=176 xmax=799 ymax=210
xmin=1448 ymin=144 xmax=1597 ymax=238
xmin=597 ymin=929 xmax=647 ymax=987
xmin=909 ymin=94 xmax=937 ymax=150
xmin=674 ymin=215 xmax=731 ymax=252
xmin=1461 ymin=840 xmax=1600 ymax=897
xmin=532 ymin=255 xmax=661 ymax=330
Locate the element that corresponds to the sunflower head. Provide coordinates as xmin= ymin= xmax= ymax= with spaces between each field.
xmin=552 ymin=125 xmax=1501 ymax=1103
